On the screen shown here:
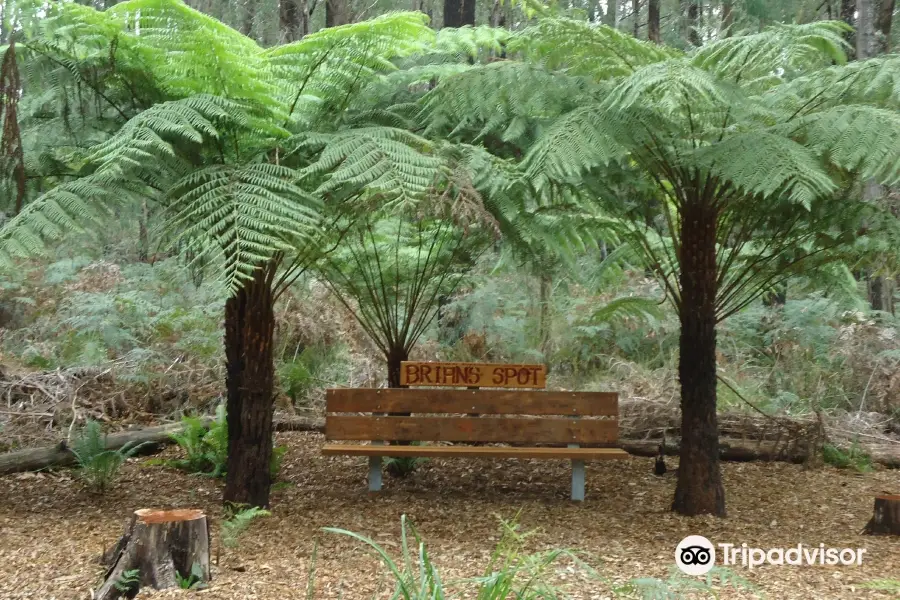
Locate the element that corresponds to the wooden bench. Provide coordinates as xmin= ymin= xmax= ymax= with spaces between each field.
xmin=322 ymin=362 xmax=630 ymax=501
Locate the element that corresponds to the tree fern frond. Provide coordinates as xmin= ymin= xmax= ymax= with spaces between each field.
xmin=691 ymin=131 xmax=836 ymax=208
xmin=510 ymin=18 xmax=673 ymax=80
xmin=301 ymin=127 xmax=444 ymax=211
xmin=692 ymin=21 xmax=850 ymax=86
xmin=165 ymin=163 xmax=321 ymax=292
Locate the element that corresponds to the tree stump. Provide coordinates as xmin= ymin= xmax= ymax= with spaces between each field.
xmin=862 ymin=494 xmax=900 ymax=536
xmin=96 ymin=509 xmax=211 ymax=599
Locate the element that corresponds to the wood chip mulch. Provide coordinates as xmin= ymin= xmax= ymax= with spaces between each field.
xmin=0 ymin=432 xmax=898 ymax=599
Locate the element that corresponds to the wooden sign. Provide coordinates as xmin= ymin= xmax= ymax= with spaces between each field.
xmin=400 ymin=361 xmax=546 ymax=388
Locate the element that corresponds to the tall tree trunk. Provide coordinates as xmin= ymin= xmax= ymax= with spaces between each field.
xmin=686 ymin=1 xmax=701 ymax=46
xmin=721 ymin=0 xmax=734 ymax=37
xmin=672 ymin=198 xmax=726 ymax=517
xmin=325 ymin=0 xmax=350 ymax=26
xmin=633 ymin=0 xmax=640 ymax=37
xmin=1 ymin=40 xmax=25 ymax=215
xmin=443 ymin=0 xmax=475 ymax=27
xmin=138 ymin=199 xmax=149 ymax=262
xmin=648 ymin=0 xmax=660 ymax=42
xmin=602 ymin=0 xmax=618 ymax=27
xmin=876 ymin=0 xmax=895 ymax=51
xmin=280 ymin=0 xmax=308 ymax=41
xmin=842 ymin=0 xmax=857 ymax=57
xmin=538 ymin=273 xmax=552 ymax=362
xmin=240 ymin=0 xmax=255 ymax=37
xmin=223 ymin=262 xmax=277 ymax=508
xmin=857 ymin=0 xmax=875 ymax=58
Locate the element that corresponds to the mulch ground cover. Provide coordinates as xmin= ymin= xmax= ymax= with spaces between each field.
xmin=0 ymin=431 xmax=898 ymax=599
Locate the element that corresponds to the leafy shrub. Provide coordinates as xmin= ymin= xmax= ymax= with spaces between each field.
xmin=169 ymin=403 xmax=228 ymax=477
xmin=221 ymin=504 xmax=271 ymax=549
xmin=169 ymin=404 xmax=285 ymax=481
xmin=175 ymin=562 xmax=208 ymax=590
xmin=822 ymin=441 xmax=874 ymax=473
xmin=70 ymin=420 xmax=147 ymax=493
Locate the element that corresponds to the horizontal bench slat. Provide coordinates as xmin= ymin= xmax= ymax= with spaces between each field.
xmin=325 ymin=415 xmax=618 ymax=445
xmin=326 ymin=388 xmax=618 ymax=416
xmin=322 ymin=444 xmax=630 ymax=460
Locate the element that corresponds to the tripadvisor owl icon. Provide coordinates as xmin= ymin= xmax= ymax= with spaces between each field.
xmin=676 ymin=535 xmax=716 ymax=575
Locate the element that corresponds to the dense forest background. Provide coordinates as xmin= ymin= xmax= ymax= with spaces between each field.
xmin=0 ymin=0 xmax=898 ymax=514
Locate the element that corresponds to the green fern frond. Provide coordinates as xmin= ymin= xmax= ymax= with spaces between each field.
xmin=166 ymin=163 xmax=320 ymax=292
xmin=510 ymin=18 xmax=673 ymax=80
xmin=692 ymin=21 xmax=850 ymax=86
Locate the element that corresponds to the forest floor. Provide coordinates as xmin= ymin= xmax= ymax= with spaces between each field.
xmin=0 ymin=431 xmax=898 ymax=600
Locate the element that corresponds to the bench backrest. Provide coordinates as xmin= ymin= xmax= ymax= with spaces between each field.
xmin=325 ymin=362 xmax=619 ymax=446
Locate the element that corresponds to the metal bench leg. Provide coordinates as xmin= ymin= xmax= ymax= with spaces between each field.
xmin=368 ymin=456 xmax=382 ymax=492
xmin=568 ymin=442 xmax=584 ymax=501
xmin=368 ymin=439 xmax=383 ymax=492
xmin=571 ymin=460 xmax=585 ymax=501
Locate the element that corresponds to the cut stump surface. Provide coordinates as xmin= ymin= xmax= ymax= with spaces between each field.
xmin=862 ymin=494 xmax=900 ymax=536
xmin=96 ymin=508 xmax=210 ymax=599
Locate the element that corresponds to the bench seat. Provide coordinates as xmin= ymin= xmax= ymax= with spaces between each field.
xmin=322 ymin=444 xmax=630 ymax=460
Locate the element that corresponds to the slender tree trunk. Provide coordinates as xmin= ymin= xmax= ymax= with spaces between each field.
xmin=686 ymin=1 xmax=701 ymax=46
xmin=240 ymin=0 xmax=255 ymax=36
xmin=280 ymin=0 xmax=306 ymax=41
xmin=1 ymin=40 xmax=25 ymax=215
xmin=868 ymin=273 xmax=885 ymax=311
xmin=876 ymin=0 xmax=895 ymax=51
xmin=648 ymin=0 xmax=660 ymax=42
xmin=223 ymin=262 xmax=277 ymax=508
xmin=672 ymin=198 xmax=726 ymax=517
xmin=443 ymin=0 xmax=475 ymax=27
xmin=857 ymin=0 xmax=875 ymax=58
xmin=842 ymin=0 xmax=857 ymax=57
xmin=721 ymin=0 xmax=734 ymax=37
xmin=603 ymin=0 xmax=618 ymax=27
xmin=633 ymin=0 xmax=640 ymax=37
xmin=538 ymin=273 xmax=552 ymax=361
xmin=325 ymin=0 xmax=350 ymax=26
xmin=138 ymin=199 xmax=149 ymax=262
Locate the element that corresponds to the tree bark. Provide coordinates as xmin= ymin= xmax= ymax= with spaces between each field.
xmin=96 ymin=509 xmax=210 ymax=600
xmin=721 ymin=0 xmax=734 ymax=37
xmin=325 ymin=0 xmax=350 ymax=27
xmin=857 ymin=0 xmax=875 ymax=58
xmin=842 ymin=0 xmax=857 ymax=57
xmin=443 ymin=0 xmax=475 ymax=28
xmin=876 ymin=0 xmax=895 ymax=51
xmin=538 ymin=273 xmax=552 ymax=362
xmin=648 ymin=0 xmax=660 ymax=42
xmin=686 ymin=1 xmax=701 ymax=46
xmin=633 ymin=0 xmax=640 ymax=37
xmin=280 ymin=0 xmax=308 ymax=41
xmin=672 ymin=198 xmax=726 ymax=517
xmin=602 ymin=0 xmax=618 ymax=27
xmin=862 ymin=495 xmax=900 ymax=535
xmin=223 ymin=262 xmax=277 ymax=508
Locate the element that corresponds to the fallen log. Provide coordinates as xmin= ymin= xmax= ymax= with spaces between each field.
xmin=0 ymin=416 xmax=323 ymax=476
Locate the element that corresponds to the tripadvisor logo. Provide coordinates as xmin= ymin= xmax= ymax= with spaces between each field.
xmin=675 ymin=536 xmax=867 ymax=574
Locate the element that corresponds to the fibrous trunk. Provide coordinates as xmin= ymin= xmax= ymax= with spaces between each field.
xmin=672 ymin=199 xmax=726 ymax=517
xmin=862 ymin=494 xmax=900 ymax=535
xmin=325 ymin=0 xmax=351 ymax=27
xmin=224 ymin=262 xmax=277 ymax=508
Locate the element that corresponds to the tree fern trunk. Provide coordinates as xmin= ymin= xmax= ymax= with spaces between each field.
xmin=325 ymin=0 xmax=350 ymax=27
xmin=721 ymin=0 xmax=734 ymax=37
xmin=841 ymin=0 xmax=857 ymax=57
xmin=539 ymin=273 xmax=552 ymax=362
xmin=633 ymin=0 xmax=640 ymax=37
xmin=672 ymin=199 xmax=726 ymax=517
xmin=648 ymin=0 xmax=660 ymax=42
xmin=223 ymin=262 xmax=277 ymax=508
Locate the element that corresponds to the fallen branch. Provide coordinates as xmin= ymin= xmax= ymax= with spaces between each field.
xmin=0 ymin=416 xmax=323 ymax=475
